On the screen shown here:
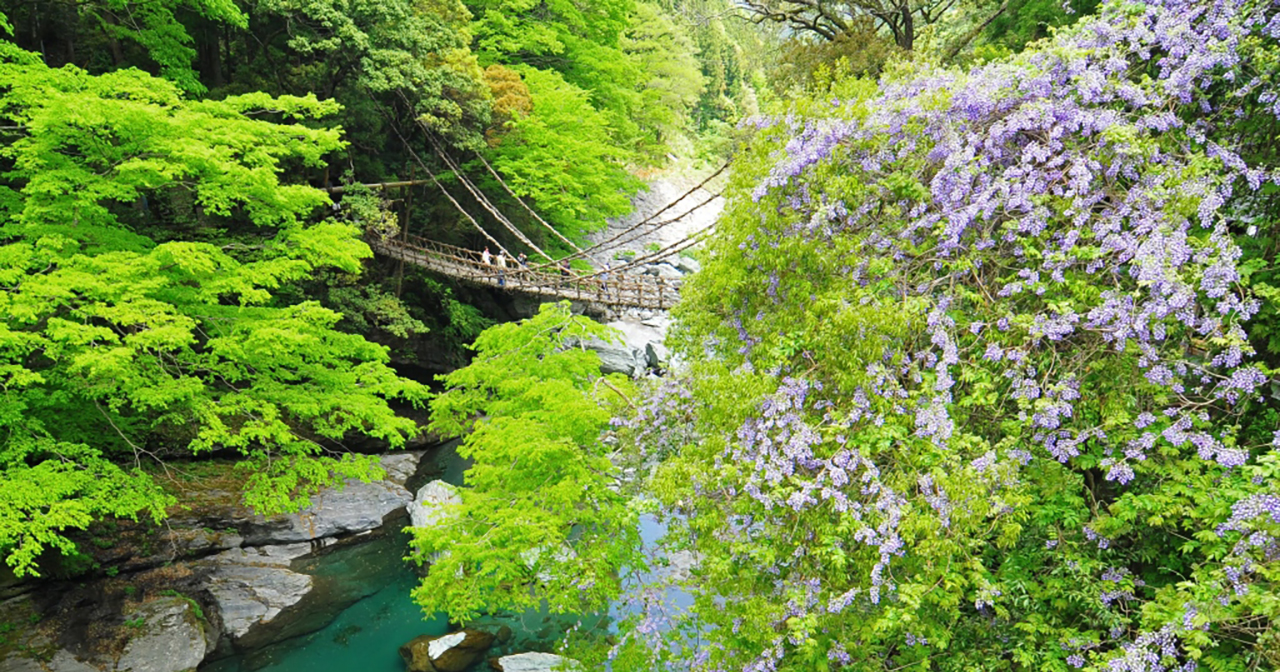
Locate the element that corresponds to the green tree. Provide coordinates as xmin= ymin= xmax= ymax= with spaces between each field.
xmin=410 ymin=302 xmax=641 ymax=621
xmin=0 ymin=42 xmax=428 ymax=575
xmin=243 ymin=0 xmax=492 ymax=150
xmin=484 ymin=67 xmax=643 ymax=239
xmin=621 ymin=3 xmax=705 ymax=145
xmin=3 ymin=0 xmax=245 ymax=93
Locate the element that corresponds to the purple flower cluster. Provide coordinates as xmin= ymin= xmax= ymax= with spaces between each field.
xmin=728 ymin=377 xmax=908 ymax=605
xmin=665 ymin=0 xmax=1280 ymax=667
xmin=623 ymin=377 xmax=698 ymax=459
xmin=744 ymin=0 xmax=1274 ymax=498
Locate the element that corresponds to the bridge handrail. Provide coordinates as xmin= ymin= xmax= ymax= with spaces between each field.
xmin=368 ymin=233 xmax=679 ymax=309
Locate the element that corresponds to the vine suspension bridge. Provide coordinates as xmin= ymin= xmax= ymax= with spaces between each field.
xmin=349 ymin=105 xmax=725 ymax=310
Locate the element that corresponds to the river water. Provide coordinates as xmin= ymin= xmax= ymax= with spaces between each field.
xmin=201 ymin=442 xmax=653 ymax=672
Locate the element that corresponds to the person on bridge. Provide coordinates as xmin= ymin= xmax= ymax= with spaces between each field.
xmin=496 ymin=251 xmax=507 ymax=287
xmin=517 ymin=252 xmax=528 ymax=267
xmin=481 ymin=247 xmax=492 ymax=266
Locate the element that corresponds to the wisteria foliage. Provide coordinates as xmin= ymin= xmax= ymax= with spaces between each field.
xmin=620 ymin=0 xmax=1280 ymax=669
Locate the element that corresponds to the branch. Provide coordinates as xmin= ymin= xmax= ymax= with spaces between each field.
xmin=942 ymin=0 xmax=1011 ymax=63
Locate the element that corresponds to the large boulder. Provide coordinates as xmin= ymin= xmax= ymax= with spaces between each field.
xmin=115 ymin=596 xmax=211 ymax=672
xmin=673 ymin=255 xmax=701 ymax=275
xmin=645 ymin=341 xmax=669 ymax=370
xmin=176 ymin=453 xmax=423 ymax=546
xmin=239 ymin=479 xmax=414 ymax=546
xmin=583 ymin=339 xmax=646 ymax=378
xmin=490 ymin=652 xmax=581 ymax=672
xmin=408 ymin=481 xmax=461 ymax=529
xmin=400 ymin=630 xmax=495 ymax=672
xmin=201 ymin=544 xmax=313 ymax=647
xmin=652 ymin=262 xmax=684 ymax=280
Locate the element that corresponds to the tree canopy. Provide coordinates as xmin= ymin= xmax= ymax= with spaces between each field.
xmin=0 ymin=36 xmax=427 ymax=574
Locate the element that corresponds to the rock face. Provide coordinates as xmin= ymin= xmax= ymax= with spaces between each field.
xmin=1 ymin=450 xmax=434 ymax=672
xmin=0 ymin=651 xmax=100 ymax=672
xmin=587 ymin=316 xmax=670 ymax=376
xmin=380 ymin=452 xmax=425 ymax=486
xmin=115 ymin=597 xmax=211 ymax=672
xmin=171 ymin=453 xmax=422 ymax=547
xmin=400 ymin=629 xmax=496 ymax=672
xmin=408 ymin=480 xmax=461 ymax=529
xmin=490 ymin=652 xmax=581 ymax=672
xmin=0 ymin=595 xmax=213 ymax=672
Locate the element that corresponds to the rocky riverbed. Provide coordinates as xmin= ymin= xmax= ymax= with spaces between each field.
xmin=578 ymin=173 xmax=722 ymax=378
xmin=0 ymin=450 xmax=435 ymax=672
xmin=0 ymin=442 xmax=597 ymax=672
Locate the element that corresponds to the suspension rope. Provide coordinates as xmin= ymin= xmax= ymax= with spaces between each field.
xmin=528 ymin=163 xmax=728 ymax=269
xmin=368 ymin=87 xmax=726 ymax=276
xmin=365 ymin=92 xmax=515 ymax=259
xmin=471 ymin=151 xmax=585 ymax=254
xmin=524 ymin=216 xmax=716 ymax=290
xmin=423 ymin=130 xmax=556 ymax=262
xmin=569 ymin=190 xmax=722 ymax=265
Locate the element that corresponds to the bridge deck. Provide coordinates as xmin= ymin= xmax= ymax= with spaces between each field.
xmin=370 ymin=235 xmax=679 ymax=310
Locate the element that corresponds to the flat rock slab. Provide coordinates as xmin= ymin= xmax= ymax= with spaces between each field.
xmin=175 ymin=453 xmax=422 ymax=546
xmin=240 ymin=477 xmax=414 ymax=545
xmin=490 ymin=652 xmax=581 ymax=672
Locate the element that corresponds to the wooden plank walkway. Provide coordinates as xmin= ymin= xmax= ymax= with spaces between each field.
xmin=369 ymin=234 xmax=680 ymax=310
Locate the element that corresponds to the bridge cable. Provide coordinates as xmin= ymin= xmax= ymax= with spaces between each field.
xmin=523 ymin=216 xmax=716 ymax=290
xmin=528 ymin=163 xmax=727 ymax=268
xmin=421 ymin=129 xmax=556 ymax=263
xmin=364 ymin=92 xmax=516 ymax=259
xmin=470 ymin=150 xmax=586 ymax=254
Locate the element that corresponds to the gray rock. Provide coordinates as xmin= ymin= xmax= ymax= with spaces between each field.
xmin=115 ymin=597 xmax=210 ymax=672
xmin=491 ymin=652 xmax=581 ymax=672
xmin=652 ymin=263 xmax=683 ymax=280
xmin=598 ymin=318 xmax=670 ymax=374
xmin=583 ymin=338 xmax=646 ymax=378
xmin=0 ymin=651 xmax=103 ymax=672
xmin=167 ymin=528 xmax=244 ymax=558
xmin=645 ymin=341 xmax=669 ymax=369
xmin=380 ymin=452 xmax=424 ymax=487
xmin=674 ymin=256 xmax=701 ymax=275
xmin=606 ymin=319 xmax=664 ymax=351
xmin=408 ymin=481 xmax=461 ymax=529
xmin=203 ymin=552 xmax=313 ymax=642
xmin=0 ymin=656 xmax=47 ymax=672
xmin=239 ymin=477 xmax=413 ymax=545
xmin=213 ymin=543 xmax=313 ymax=567
xmin=660 ymin=550 xmax=699 ymax=582
xmin=47 ymin=652 xmax=100 ymax=672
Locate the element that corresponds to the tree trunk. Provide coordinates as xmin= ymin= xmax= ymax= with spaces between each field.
xmin=899 ymin=5 xmax=914 ymax=50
